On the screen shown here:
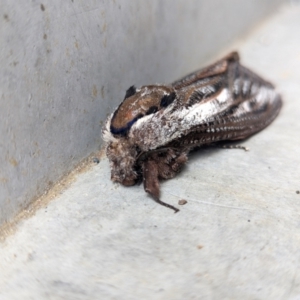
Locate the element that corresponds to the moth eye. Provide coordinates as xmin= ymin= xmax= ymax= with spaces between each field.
xmin=124 ymin=85 xmax=136 ymax=99
xmin=160 ymin=92 xmax=176 ymax=107
xmin=146 ymin=106 xmax=158 ymax=115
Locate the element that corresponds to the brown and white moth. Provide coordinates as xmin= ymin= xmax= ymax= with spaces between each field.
xmin=102 ymin=52 xmax=282 ymax=213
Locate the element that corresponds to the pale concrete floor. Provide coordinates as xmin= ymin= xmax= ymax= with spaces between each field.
xmin=1 ymin=4 xmax=300 ymax=300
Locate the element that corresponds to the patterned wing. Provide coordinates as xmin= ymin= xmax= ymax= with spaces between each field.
xmin=128 ymin=52 xmax=282 ymax=151
xmin=169 ymin=54 xmax=282 ymax=147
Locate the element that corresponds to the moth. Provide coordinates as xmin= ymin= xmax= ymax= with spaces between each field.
xmin=102 ymin=52 xmax=282 ymax=213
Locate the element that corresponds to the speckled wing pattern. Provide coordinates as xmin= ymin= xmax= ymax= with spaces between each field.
xmin=168 ymin=52 xmax=282 ymax=147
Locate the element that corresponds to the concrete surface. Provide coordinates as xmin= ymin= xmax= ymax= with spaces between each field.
xmin=1 ymin=3 xmax=300 ymax=300
xmin=0 ymin=0 xmax=286 ymax=225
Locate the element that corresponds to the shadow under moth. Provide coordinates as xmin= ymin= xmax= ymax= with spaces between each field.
xmin=103 ymin=52 xmax=282 ymax=213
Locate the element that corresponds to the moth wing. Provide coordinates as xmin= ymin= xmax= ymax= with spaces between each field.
xmin=172 ymin=52 xmax=239 ymax=90
xmin=207 ymin=87 xmax=282 ymax=142
xmin=130 ymin=53 xmax=282 ymax=151
xmin=170 ymin=60 xmax=282 ymax=146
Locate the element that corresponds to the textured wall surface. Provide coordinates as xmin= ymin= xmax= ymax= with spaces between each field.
xmin=0 ymin=0 xmax=285 ymax=224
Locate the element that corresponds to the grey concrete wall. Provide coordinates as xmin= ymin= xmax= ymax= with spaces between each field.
xmin=0 ymin=0 xmax=285 ymax=225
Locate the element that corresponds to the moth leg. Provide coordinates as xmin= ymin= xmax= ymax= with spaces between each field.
xmin=158 ymin=152 xmax=188 ymax=180
xmin=219 ymin=144 xmax=249 ymax=152
xmin=211 ymin=142 xmax=249 ymax=152
xmin=143 ymin=160 xmax=179 ymax=213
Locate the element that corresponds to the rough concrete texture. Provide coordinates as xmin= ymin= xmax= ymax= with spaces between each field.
xmin=1 ymin=4 xmax=300 ymax=299
xmin=0 ymin=0 xmax=286 ymax=225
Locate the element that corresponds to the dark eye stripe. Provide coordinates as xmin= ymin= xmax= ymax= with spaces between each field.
xmin=160 ymin=92 xmax=176 ymax=107
xmin=111 ymin=105 xmax=158 ymax=135
xmin=110 ymin=113 xmax=143 ymax=135
xmin=146 ymin=106 xmax=158 ymax=115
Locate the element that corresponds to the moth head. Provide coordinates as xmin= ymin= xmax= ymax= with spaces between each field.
xmin=105 ymin=138 xmax=139 ymax=186
xmin=109 ymin=85 xmax=177 ymax=136
xmin=103 ymin=84 xmax=178 ymax=187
